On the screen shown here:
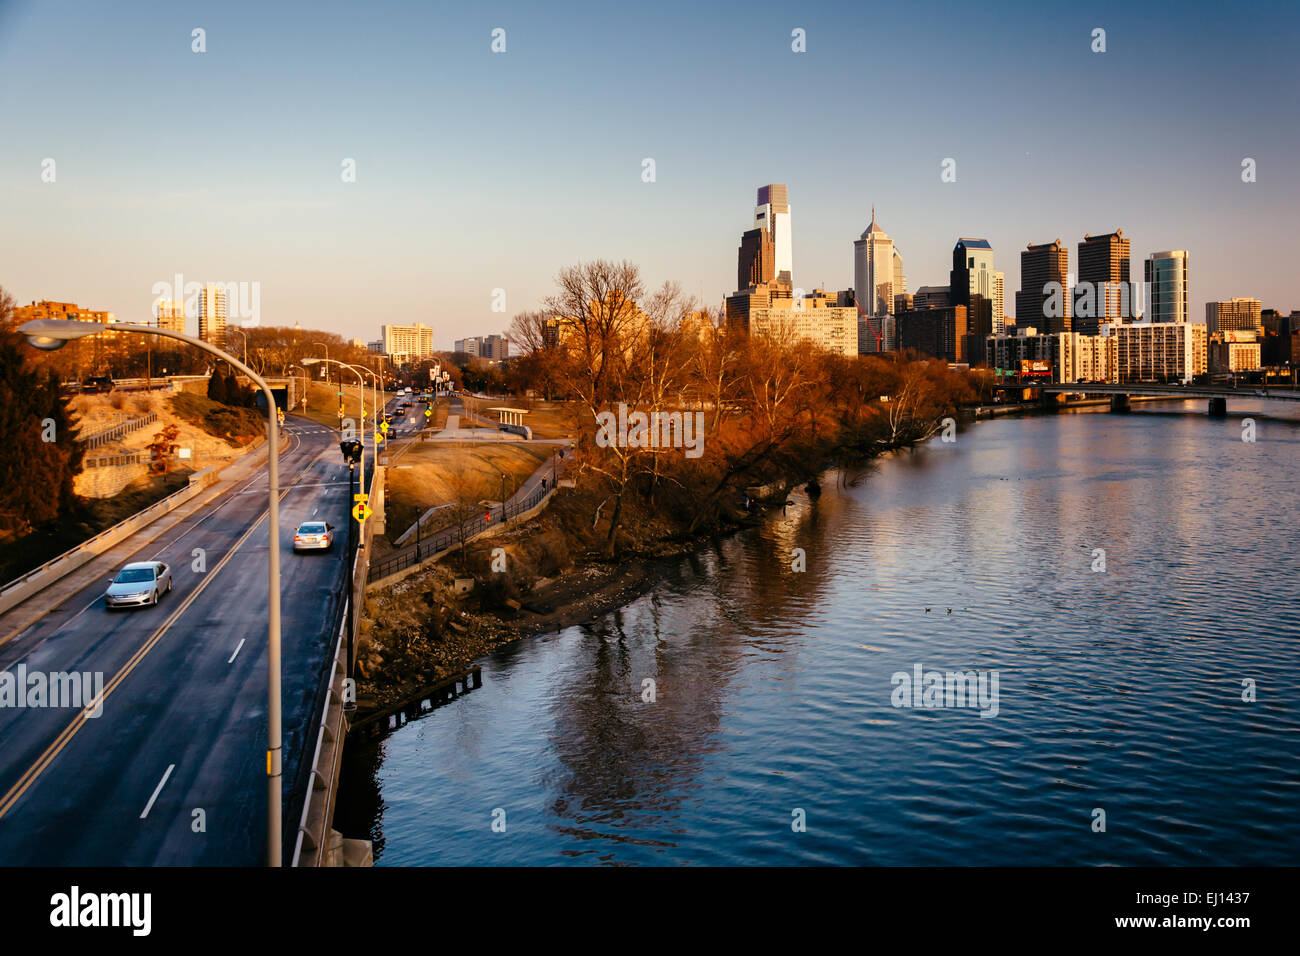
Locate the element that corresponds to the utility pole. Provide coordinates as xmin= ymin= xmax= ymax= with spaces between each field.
xmin=501 ymin=473 xmax=507 ymax=524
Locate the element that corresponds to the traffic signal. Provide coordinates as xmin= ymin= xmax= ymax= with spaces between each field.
xmin=339 ymin=439 xmax=363 ymax=464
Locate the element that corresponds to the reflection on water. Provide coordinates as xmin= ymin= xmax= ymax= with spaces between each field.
xmin=337 ymin=401 xmax=1300 ymax=865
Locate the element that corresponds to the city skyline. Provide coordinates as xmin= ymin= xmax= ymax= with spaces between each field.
xmin=2 ymin=0 xmax=1297 ymax=345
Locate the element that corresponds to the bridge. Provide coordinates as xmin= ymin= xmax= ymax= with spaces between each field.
xmin=1037 ymin=382 xmax=1300 ymax=416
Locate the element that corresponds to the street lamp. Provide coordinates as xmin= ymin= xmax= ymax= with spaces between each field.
xmin=20 ymin=317 xmax=285 ymax=867
xmin=302 ymin=357 xmax=368 ymax=495
xmin=229 ymin=327 xmax=249 ymax=366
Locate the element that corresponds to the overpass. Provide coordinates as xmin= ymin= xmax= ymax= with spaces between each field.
xmin=1037 ymin=382 xmax=1300 ymax=415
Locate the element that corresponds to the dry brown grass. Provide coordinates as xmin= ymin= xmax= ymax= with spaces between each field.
xmin=382 ymin=441 xmax=554 ymax=539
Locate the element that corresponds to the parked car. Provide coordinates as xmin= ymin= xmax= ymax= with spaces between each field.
xmin=105 ymin=561 xmax=172 ymax=610
xmin=293 ymin=521 xmax=335 ymax=552
xmin=82 ymin=375 xmax=114 ymax=394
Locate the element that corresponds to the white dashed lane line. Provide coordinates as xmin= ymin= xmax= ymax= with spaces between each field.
xmin=140 ymin=764 xmax=175 ymax=819
xmin=227 ymin=639 xmax=245 ymax=664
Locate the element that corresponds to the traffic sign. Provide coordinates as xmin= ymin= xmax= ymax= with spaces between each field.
xmin=354 ymin=493 xmax=368 ymax=503
xmin=352 ymin=503 xmax=372 ymax=523
xmin=424 ymin=408 xmax=431 ymax=418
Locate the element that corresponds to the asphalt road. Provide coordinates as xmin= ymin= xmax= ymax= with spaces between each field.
xmin=0 ymin=416 xmax=359 ymax=865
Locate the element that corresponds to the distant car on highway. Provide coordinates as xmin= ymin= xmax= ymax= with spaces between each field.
xmin=293 ymin=521 xmax=335 ymax=552
xmin=82 ymin=375 xmax=114 ymax=394
xmin=105 ymin=561 xmax=172 ymax=609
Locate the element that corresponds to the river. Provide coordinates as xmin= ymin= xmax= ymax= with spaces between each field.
xmin=337 ymin=399 xmax=1300 ymax=865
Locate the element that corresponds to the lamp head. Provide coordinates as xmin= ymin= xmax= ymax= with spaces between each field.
xmin=19 ymin=318 xmax=101 ymax=351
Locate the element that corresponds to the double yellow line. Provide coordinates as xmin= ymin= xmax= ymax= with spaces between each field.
xmin=0 ymin=477 xmax=296 ymax=821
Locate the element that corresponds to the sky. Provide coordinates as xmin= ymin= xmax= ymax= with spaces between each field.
xmin=1 ymin=0 xmax=1298 ymax=347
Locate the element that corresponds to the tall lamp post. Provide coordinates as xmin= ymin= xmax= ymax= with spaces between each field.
xmin=19 ymin=317 xmax=285 ymax=867
xmin=229 ymin=327 xmax=249 ymax=367
xmin=302 ymin=357 xmax=368 ymax=494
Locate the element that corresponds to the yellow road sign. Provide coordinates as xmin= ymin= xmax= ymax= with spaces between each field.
xmin=424 ymin=408 xmax=431 ymax=418
xmin=353 ymin=493 xmax=368 ymax=503
xmin=352 ymin=503 xmax=372 ymax=523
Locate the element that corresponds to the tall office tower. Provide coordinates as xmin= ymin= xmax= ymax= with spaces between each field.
xmin=1074 ymin=229 xmax=1132 ymax=333
xmin=1016 ymin=240 xmax=1071 ymax=334
xmin=993 ymin=271 xmax=1005 ymax=332
xmin=197 ymin=284 xmax=227 ymax=347
xmin=913 ymin=286 xmax=951 ymax=310
xmin=1144 ymin=251 xmax=1189 ymax=324
xmin=154 ymin=299 xmax=186 ymax=333
xmin=853 ymin=206 xmax=896 ymax=318
xmin=893 ymin=247 xmax=907 ymax=300
xmin=754 ymin=185 xmax=792 ymax=285
xmin=737 ymin=226 xmax=775 ymax=290
xmin=949 ymin=238 xmax=999 ymax=330
xmin=1205 ymin=297 xmax=1262 ymax=334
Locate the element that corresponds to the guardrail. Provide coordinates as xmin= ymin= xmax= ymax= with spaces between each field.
xmin=0 ymin=466 xmax=220 ymax=617
xmin=368 ymin=482 xmax=549 ymax=582
xmin=291 ymin=467 xmax=379 ymax=867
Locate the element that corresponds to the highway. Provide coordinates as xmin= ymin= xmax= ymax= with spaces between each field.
xmin=0 ymin=415 xmax=362 ymax=865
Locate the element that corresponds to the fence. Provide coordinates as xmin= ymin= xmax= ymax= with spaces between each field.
xmin=367 ymin=482 xmax=550 ymax=582
xmin=79 ymin=412 xmax=158 ymax=450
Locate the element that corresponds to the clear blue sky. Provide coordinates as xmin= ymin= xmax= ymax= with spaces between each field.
xmin=2 ymin=0 xmax=1297 ymax=345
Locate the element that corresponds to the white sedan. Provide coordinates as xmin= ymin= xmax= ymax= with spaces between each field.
xmin=105 ymin=561 xmax=172 ymax=610
xmin=293 ymin=521 xmax=335 ymax=552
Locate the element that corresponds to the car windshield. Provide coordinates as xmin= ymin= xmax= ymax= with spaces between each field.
xmin=115 ymin=568 xmax=154 ymax=583
xmin=299 ymin=523 xmax=327 ymax=534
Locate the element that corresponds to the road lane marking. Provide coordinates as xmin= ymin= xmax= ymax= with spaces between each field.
xmin=228 ymin=639 xmax=246 ymax=664
xmin=140 ymin=764 xmax=175 ymax=819
xmin=0 ymin=479 xmax=295 ymax=821
xmin=0 ymin=428 xmax=305 ymax=653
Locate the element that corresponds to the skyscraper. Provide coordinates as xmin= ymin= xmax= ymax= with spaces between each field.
xmin=993 ymin=271 xmax=1005 ymax=332
xmin=1144 ymin=251 xmax=1189 ymax=324
xmin=893 ymin=247 xmax=906 ymax=302
xmin=950 ymin=238 xmax=1002 ymax=331
xmin=1016 ymin=240 xmax=1071 ymax=334
xmin=737 ymin=226 xmax=776 ymax=290
xmin=197 ymin=284 xmax=227 ymax=347
xmin=754 ymin=185 xmax=792 ymax=285
xmin=853 ymin=208 xmax=896 ymax=352
xmin=1075 ymin=229 xmax=1132 ymax=333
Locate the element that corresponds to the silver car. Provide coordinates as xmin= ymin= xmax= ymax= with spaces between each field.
xmin=293 ymin=521 xmax=335 ymax=552
xmin=105 ymin=561 xmax=172 ymax=610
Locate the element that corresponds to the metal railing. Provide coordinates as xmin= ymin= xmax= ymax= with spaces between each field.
xmin=368 ymin=482 xmax=551 ymax=582
xmin=79 ymin=412 xmax=158 ymax=450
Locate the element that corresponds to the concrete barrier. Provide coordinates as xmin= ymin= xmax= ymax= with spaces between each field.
xmin=0 ymin=466 xmax=221 ymax=617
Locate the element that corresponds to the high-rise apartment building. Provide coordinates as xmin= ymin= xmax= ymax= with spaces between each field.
xmin=893 ymin=248 xmax=907 ymax=303
xmin=726 ymin=286 xmax=857 ymax=357
xmin=1016 ymin=240 xmax=1071 ymax=334
xmin=197 ymin=284 xmax=227 ymax=348
xmin=1205 ymin=298 xmax=1262 ymax=335
xmin=754 ymin=185 xmax=792 ymax=285
xmin=154 ymin=299 xmax=186 ymax=334
xmin=1112 ymin=322 xmax=1207 ymax=383
xmin=1074 ymin=230 xmax=1133 ymax=333
xmin=455 ymin=334 xmax=510 ymax=360
xmin=381 ymin=323 xmax=435 ymax=363
xmin=1144 ymin=250 xmax=1189 ymax=324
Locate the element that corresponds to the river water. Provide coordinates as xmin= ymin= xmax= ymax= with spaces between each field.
xmin=337 ymin=400 xmax=1300 ymax=865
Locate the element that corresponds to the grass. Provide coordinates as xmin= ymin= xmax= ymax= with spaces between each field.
xmin=168 ymin=392 xmax=265 ymax=447
xmin=382 ymin=442 xmax=555 ymax=542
